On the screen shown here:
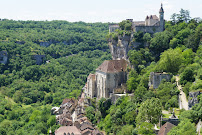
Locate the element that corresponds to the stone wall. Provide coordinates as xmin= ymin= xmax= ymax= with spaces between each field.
xmin=135 ymin=25 xmax=162 ymax=34
xmin=149 ymin=72 xmax=172 ymax=89
xmin=109 ymin=24 xmax=119 ymax=33
xmin=96 ymin=71 xmax=107 ymax=99
xmin=95 ymin=70 xmax=127 ymax=99
xmin=86 ymin=74 xmax=96 ymax=98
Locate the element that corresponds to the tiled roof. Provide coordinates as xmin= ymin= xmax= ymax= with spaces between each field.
xmin=150 ymin=15 xmax=159 ymax=20
xmin=55 ymin=126 xmax=81 ymax=135
xmin=81 ymin=128 xmax=93 ymax=134
xmin=80 ymin=122 xmax=94 ymax=131
xmin=158 ymin=122 xmax=176 ymax=135
xmin=96 ymin=59 xmax=127 ymax=73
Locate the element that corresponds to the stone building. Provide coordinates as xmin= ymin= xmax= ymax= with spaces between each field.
xmin=109 ymin=4 xmax=165 ymax=34
xmin=85 ymin=59 xmax=127 ymax=99
xmin=149 ymin=72 xmax=172 ymax=89
xmin=85 ymin=74 xmax=96 ymax=98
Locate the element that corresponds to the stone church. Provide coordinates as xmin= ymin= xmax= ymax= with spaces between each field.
xmin=109 ymin=4 xmax=165 ymax=33
xmin=85 ymin=59 xmax=127 ymax=99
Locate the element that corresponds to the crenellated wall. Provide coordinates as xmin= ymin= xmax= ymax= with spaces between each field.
xmin=135 ymin=25 xmax=162 ymax=34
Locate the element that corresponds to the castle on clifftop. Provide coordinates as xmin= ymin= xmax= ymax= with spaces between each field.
xmin=109 ymin=4 xmax=165 ymax=34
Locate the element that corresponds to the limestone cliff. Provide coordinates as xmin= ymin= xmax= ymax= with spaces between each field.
xmin=188 ymin=91 xmax=201 ymax=109
xmin=109 ymin=34 xmax=131 ymax=60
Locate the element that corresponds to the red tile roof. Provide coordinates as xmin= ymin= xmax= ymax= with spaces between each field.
xmin=96 ymin=59 xmax=127 ymax=73
xmin=158 ymin=122 xmax=176 ymax=135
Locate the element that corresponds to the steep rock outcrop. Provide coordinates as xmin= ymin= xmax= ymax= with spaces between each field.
xmin=188 ymin=91 xmax=201 ymax=109
xmin=109 ymin=34 xmax=132 ymax=60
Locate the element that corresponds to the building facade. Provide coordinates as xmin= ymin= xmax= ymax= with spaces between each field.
xmin=85 ymin=59 xmax=127 ymax=99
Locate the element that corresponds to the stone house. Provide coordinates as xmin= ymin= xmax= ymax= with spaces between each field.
xmin=85 ymin=59 xmax=127 ymax=99
xmin=149 ymin=72 xmax=172 ymax=89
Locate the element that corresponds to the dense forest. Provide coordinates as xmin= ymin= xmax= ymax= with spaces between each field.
xmin=0 ymin=9 xmax=202 ymax=135
xmin=0 ymin=20 xmax=111 ymax=134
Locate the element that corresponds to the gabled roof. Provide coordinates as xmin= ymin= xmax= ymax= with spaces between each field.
xmin=158 ymin=122 xmax=176 ymax=135
xmin=80 ymin=122 xmax=94 ymax=131
xmin=96 ymin=59 xmax=127 ymax=73
xmin=150 ymin=15 xmax=159 ymax=20
xmin=55 ymin=126 xmax=81 ymax=135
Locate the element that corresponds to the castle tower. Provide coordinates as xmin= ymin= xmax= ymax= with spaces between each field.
xmin=159 ymin=3 xmax=164 ymax=31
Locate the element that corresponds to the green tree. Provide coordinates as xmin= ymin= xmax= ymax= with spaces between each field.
xmin=150 ymin=31 xmax=173 ymax=59
xmin=136 ymin=98 xmax=162 ymax=124
xmin=168 ymin=119 xmax=196 ymax=135
xmin=137 ymin=122 xmax=155 ymax=135
xmin=180 ymin=67 xmax=195 ymax=85
xmin=117 ymin=125 xmax=134 ymax=135
xmin=156 ymin=48 xmax=184 ymax=74
xmin=85 ymin=106 xmax=95 ymax=123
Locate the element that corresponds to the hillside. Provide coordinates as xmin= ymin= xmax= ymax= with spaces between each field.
xmin=0 ymin=9 xmax=202 ymax=135
xmin=0 ymin=20 xmax=111 ymax=135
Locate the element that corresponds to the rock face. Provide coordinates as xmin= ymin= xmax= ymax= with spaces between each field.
xmin=32 ymin=55 xmax=45 ymax=65
xmin=40 ymin=42 xmax=51 ymax=47
xmin=188 ymin=91 xmax=201 ymax=109
xmin=0 ymin=51 xmax=8 ymax=64
xmin=149 ymin=72 xmax=172 ymax=89
xmin=109 ymin=34 xmax=132 ymax=60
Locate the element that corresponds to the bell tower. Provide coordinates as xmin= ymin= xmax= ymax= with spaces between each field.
xmin=159 ymin=3 xmax=164 ymax=31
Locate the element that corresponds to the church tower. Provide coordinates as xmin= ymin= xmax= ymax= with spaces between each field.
xmin=159 ymin=3 xmax=164 ymax=31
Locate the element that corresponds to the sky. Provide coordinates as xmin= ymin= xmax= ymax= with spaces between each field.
xmin=0 ymin=0 xmax=201 ymax=23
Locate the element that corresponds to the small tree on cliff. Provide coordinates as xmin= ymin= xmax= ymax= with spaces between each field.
xmin=119 ymin=20 xmax=132 ymax=31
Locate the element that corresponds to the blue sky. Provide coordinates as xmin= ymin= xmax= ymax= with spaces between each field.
xmin=0 ymin=0 xmax=201 ymax=22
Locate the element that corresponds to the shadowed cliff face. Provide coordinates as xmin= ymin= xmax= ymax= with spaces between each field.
xmin=109 ymin=34 xmax=131 ymax=60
